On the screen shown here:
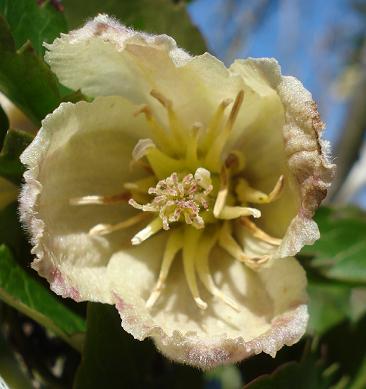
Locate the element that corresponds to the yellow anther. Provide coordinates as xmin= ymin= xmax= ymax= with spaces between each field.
xmin=218 ymin=206 xmax=261 ymax=220
xmin=240 ymin=217 xmax=282 ymax=246
xmin=218 ymin=222 xmax=269 ymax=270
xmin=236 ymin=175 xmax=284 ymax=204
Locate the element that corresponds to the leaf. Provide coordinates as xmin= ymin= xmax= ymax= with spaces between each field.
xmin=0 ymin=103 xmax=9 ymax=148
xmin=0 ymin=0 xmax=67 ymax=55
xmin=300 ymin=207 xmax=366 ymax=284
xmin=0 ymin=245 xmax=86 ymax=351
xmin=0 ymin=16 xmax=62 ymax=124
xmin=75 ymin=303 xmax=203 ymax=388
xmin=307 ymin=279 xmax=352 ymax=335
xmin=0 ymin=129 xmax=33 ymax=185
xmin=244 ymin=352 xmax=337 ymax=389
xmin=62 ymin=0 xmax=207 ymax=55
xmin=320 ymin=315 xmax=366 ymax=389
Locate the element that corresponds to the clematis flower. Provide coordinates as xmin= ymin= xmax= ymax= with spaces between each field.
xmin=19 ymin=15 xmax=335 ymax=369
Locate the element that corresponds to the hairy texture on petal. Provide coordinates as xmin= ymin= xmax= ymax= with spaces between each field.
xmin=231 ymin=58 xmax=335 ymax=258
xmin=44 ymin=14 xmax=273 ymax=131
xmin=19 ymin=97 xmax=150 ymax=302
xmin=112 ymin=250 xmax=307 ymax=369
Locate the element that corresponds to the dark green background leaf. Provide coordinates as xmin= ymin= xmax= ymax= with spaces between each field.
xmin=0 ymin=0 xmax=67 ymax=55
xmin=244 ymin=351 xmax=338 ymax=389
xmin=301 ymin=207 xmax=366 ymax=284
xmin=0 ymin=103 xmax=9 ymax=148
xmin=0 ymin=16 xmax=62 ymax=124
xmin=75 ymin=303 xmax=203 ymax=389
xmin=62 ymin=0 xmax=207 ymax=55
xmin=0 ymin=245 xmax=85 ymax=350
xmin=0 ymin=129 xmax=33 ymax=185
xmin=307 ymin=280 xmax=352 ymax=335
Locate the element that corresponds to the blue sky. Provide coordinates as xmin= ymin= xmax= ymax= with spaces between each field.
xmin=189 ymin=0 xmax=366 ymax=206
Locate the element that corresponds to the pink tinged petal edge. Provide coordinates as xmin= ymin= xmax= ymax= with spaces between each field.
xmin=243 ymin=59 xmax=336 ymax=259
xmin=114 ymin=294 xmax=308 ymax=370
xmin=49 ymin=268 xmax=82 ymax=302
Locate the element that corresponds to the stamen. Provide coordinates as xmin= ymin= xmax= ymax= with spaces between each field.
xmin=131 ymin=217 xmax=163 ymax=245
xmin=226 ymin=90 xmax=244 ymax=132
xmin=218 ymin=206 xmax=261 ymax=220
xmin=146 ymin=228 xmax=183 ymax=308
xmin=131 ymin=139 xmax=184 ymax=178
xmin=70 ymin=192 xmax=130 ymax=205
xmin=129 ymin=169 xmax=213 ymax=231
xmin=200 ymin=98 xmax=232 ymax=152
xmin=134 ymin=105 xmax=176 ymax=153
xmin=89 ymin=213 xmax=148 ymax=236
xmin=204 ymin=90 xmax=244 ymax=171
xmin=195 ymin=230 xmax=240 ymax=311
xmin=218 ymin=222 xmax=269 ymax=270
xmin=213 ymin=167 xmax=229 ymax=217
xmin=183 ymin=226 xmax=207 ymax=310
xmin=240 ymin=217 xmax=282 ymax=246
xmin=124 ymin=176 xmax=157 ymax=193
xmin=236 ymin=175 xmax=285 ymax=204
xmin=185 ymin=122 xmax=202 ymax=168
xmin=150 ymin=89 xmax=185 ymax=149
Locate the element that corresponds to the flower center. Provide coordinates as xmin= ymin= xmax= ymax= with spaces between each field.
xmin=129 ymin=169 xmax=213 ymax=231
xmin=71 ymin=89 xmax=284 ymax=311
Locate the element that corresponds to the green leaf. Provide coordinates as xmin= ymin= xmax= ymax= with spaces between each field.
xmin=0 ymin=103 xmax=9 ymax=148
xmin=0 ymin=0 xmax=67 ymax=55
xmin=244 ymin=352 xmax=337 ymax=389
xmin=75 ymin=303 xmax=203 ymax=388
xmin=320 ymin=315 xmax=366 ymax=389
xmin=307 ymin=279 xmax=352 ymax=335
xmin=0 ymin=129 xmax=33 ymax=185
xmin=0 ymin=16 xmax=62 ymax=124
xmin=62 ymin=0 xmax=207 ymax=55
xmin=0 ymin=245 xmax=86 ymax=351
xmin=300 ymin=207 xmax=366 ymax=284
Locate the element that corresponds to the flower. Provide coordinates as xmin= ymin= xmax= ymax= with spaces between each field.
xmin=19 ymin=14 xmax=335 ymax=369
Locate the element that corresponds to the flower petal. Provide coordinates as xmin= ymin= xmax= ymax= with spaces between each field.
xmin=230 ymin=58 xmax=335 ymax=257
xmin=111 ymin=243 xmax=307 ymax=369
xmin=45 ymin=15 xmax=279 ymax=132
xmin=19 ymin=96 xmax=150 ymax=301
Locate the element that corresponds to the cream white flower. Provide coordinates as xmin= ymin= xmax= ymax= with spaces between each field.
xmin=19 ymin=15 xmax=335 ymax=369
